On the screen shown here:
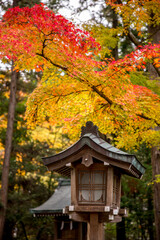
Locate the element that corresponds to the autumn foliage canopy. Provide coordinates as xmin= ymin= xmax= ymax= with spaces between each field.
xmin=0 ymin=3 xmax=160 ymax=148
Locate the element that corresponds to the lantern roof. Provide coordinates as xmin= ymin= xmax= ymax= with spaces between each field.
xmin=30 ymin=179 xmax=71 ymax=216
xmin=42 ymin=122 xmax=145 ymax=179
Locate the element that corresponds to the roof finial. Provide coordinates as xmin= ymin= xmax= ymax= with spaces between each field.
xmin=81 ymin=121 xmax=99 ymax=137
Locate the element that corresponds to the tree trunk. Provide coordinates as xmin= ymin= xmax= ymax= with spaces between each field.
xmin=148 ymin=18 xmax=160 ymax=240
xmin=116 ymin=218 xmax=126 ymax=240
xmin=13 ymin=0 xmax=19 ymax=7
xmin=112 ymin=9 xmax=118 ymax=60
xmin=0 ymin=63 xmax=18 ymax=240
xmin=20 ymin=221 xmax=29 ymax=240
xmin=151 ymin=147 xmax=160 ymax=240
xmin=147 ymin=188 xmax=155 ymax=240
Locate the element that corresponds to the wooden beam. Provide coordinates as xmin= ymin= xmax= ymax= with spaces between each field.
xmin=45 ymin=149 xmax=87 ymax=170
xmin=74 ymin=206 xmax=105 ymax=212
xmin=119 ymin=208 xmax=128 ymax=217
xmin=111 ymin=216 xmax=122 ymax=223
xmin=69 ymin=212 xmax=89 ymax=223
xmin=99 ymin=213 xmax=121 ymax=223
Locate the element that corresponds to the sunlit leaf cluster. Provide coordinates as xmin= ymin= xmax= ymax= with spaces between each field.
xmin=108 ymin=0 xmax=160 ymax=34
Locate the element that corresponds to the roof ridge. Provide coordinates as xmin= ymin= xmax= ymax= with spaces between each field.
xmin=81 ymin=121 xmax=111 ymax=143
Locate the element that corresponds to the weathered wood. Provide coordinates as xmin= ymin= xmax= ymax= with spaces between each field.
xmin=69 ymin=212 xmax=89 ymax=222
xmin=106 ymin=167 xmax=113 ymax=206
xmin=74 ymin=206 xmax=105 ymax=212
xmin=47 ymin=149 xmax=86 ymax=171
xmin=54 ymin=220 xmax=58 ymax=240
xmin=98 ymin=223 xmax=105 ymax=240
xmin=119 ymin=209 xmax=128 ymax=216
xmin=67 ymin=204 xmax=126 ymax=213
xmin=71 ymin=168 xmax=77 ymax=206
xmin=111 ymin=216 xmax=122 ymax=223
xmin=76 ymin=162 xmax=108 ymax=171
xmin=99 ymin=213 xmax=109 ymax=223
xmin=87 ymin=222 xmax=90 ymax=240
xmin=81 ymin=121 xmax=99 ymax=138
xmin=43 ymin=133 xmax=144 ymax=179
xmin=99 ymin=213 xmax=122 ymax=223
xmin=87 ymin=213 xmax=105 ymax=240
xmin=117 ymin=174 xmax=121 ymax=207
xmin=82 ymin=153 xmax=93 ymax=167
xmin=112 ymin=169 xmax=121 ymax=208
xmin=67 ymin=207 xmax=126 ymax=224
xmin=55 ymin=166 xmax=71 ymax=177
xmin=90 ymin=151 xmax=131 ymax=173
xmin=88 ymin=213 xmax=99 ymax=240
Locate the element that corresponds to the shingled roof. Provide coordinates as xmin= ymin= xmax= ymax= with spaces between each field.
xmin=30 ymin=179 xmax=71 ymax=216
xmin=42 ymin=122 xmax=145 ymax=179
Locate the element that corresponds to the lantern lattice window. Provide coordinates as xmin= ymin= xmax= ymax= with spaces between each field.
xmin=78 ymin=170 xmax=106 ymax=204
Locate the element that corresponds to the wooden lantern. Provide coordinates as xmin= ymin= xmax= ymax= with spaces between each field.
xmin=43 ymin=122 xmax=145 ymax=240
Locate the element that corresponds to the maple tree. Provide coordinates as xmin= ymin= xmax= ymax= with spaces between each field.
xmin=0 ymin=2 xmax=160 ymax=238
xmin=0 ymin=4 xmax=159 ymax=146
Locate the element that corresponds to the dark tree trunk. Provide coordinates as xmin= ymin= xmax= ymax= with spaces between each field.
xmin=116 ymin=218 xmax=126 ymax=240
xmin=0 ymin=0 xmax=20 ymax=237
xmin=112 ymin=10 xmax=118 ymax=60
xmin=147 ymin=188 xmax=155 ymax=240
xmin=20 ymin=221 xmax=29 ymax=240
xmin=13 ymin=0 xmax=19 ymax=7
xmin=148 ymin=22 xmax=160 ymax=79
xmin=0 ymin=62 xmax=18 ymax=239
xmin=36 ymin=227 xmax=45 ymax=240
xmin=151 ymin=147 xmax=160 ymax=240
xmin=148 ymin=17 xmax=160 ymax=240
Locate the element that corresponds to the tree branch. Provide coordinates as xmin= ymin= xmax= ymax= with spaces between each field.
xmin=137 ymin=113 xmax=160 ymax=127
xmin=152 ymin=64 xmax=160 ymax=77
xmin=37 ymin=52 xmax=160 ymax=126
xmin=91 ymin=85 xmax=113 ymax=105
xmin=36 ymin=53 xmax=68 ymax=71
xmin=127 ymin=31 xmax=141 ymax=46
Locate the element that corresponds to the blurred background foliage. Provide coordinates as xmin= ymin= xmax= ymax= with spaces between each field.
xmin=0 ymin=0 xmax=158 ymax=239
